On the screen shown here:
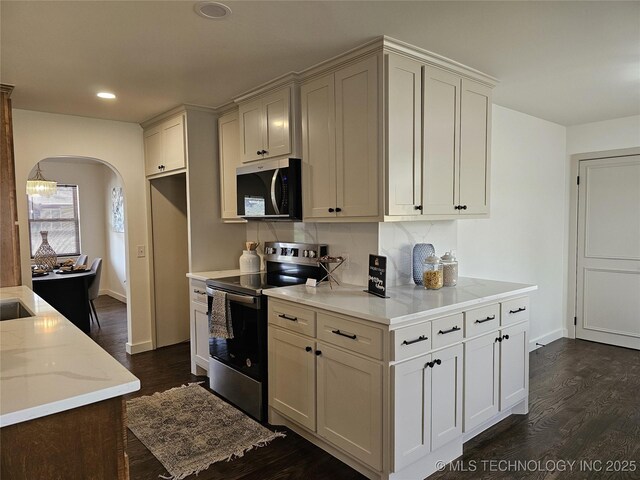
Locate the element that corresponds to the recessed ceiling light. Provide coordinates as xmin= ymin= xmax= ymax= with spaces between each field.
xmin=97 ymin=92 xmax=116 ymax=99
xmin=195 ymin=1 xmax=231 ymax=20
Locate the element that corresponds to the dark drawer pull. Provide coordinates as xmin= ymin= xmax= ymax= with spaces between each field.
xmin=278 ymin=313 xmax=298 ymax=322
xmin=509 ymin=307 xmax=526 ymax=314
xmin=332 ymin=329 xmax=357 ymax=340
xmin=475 ymin=315 xmax=496 ymax=324
xmin=401 ymin=335 xmax=428 ymax=346
xmin=438 ymin=326 xmax=461 ymax=335
xmin=426 ymin=359 xmax=442 ymax=368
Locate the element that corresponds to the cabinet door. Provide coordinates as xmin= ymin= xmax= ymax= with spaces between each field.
xmin=218 ymin=111 xmax=242 ymax=219
xmin=268 ymin=328 xmax=316 ymax=431
xmin=301 ymin=74 xmax=337 ymax=218
xmin=422 ymin=66 xmax=460 ymax=215
xmin=239 ymin=98 xmax=264 ymax=163
xmin=144 ymin=125 xmax=162 ymax=176
xmin=262 ymin=88 xmax=291 ymax=159
xmin=193 ymin=304 xmax=210 ymax=369
xmin=162 ymin=114 xmax=186 ymax=172
xmin=463 ymin=332 xmax=499 ymax=432
xmin=392 ymin=354 xmax=431 ymax=471
xmin=317 ymin=343 xmax=382 ymax=470
xmin=386 ymin=54 xmax=422 ymax=216
xmin=499 ymin=322 xmax=529 ymax=411
xmin=335 ymin=55 xmax=379 ymax=218
xmin=459 ymin=79 xmax=491 ymax=215
xmin=431 ymin=344 xmax=463 ymax=450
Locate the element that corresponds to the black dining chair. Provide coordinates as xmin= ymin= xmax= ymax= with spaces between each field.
xmin=88 ymin=258 xmax=102 ymax=328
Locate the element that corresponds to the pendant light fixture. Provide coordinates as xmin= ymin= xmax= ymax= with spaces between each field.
xmin=26 ymin=162 xmax=57 ymax=197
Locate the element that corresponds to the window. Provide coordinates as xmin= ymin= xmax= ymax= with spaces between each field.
xmin=28 ymin=185 xmax=81 ymax=257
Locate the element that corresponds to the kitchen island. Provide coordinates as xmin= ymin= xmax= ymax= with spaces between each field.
xmin=0 ymin=286 xmax=140 ymax=479
xmin=264 ymin=277 xmax=537 ymax=480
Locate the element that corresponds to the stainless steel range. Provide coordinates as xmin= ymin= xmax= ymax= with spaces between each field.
xmin=205 ymin=241 xmax=327 ymax=421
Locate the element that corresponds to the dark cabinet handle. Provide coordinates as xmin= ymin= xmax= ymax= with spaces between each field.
xmin=263 ymin=150 xmax=268 ymax=155
xmin=426 ymin=359 xmax=441 ymax=368
xmin=475 ymin=315 xmax=496 ymax=324
xmin=460 ymin=205 xmax=467 ymax=210
xmin=401 ymin=335 xmax=428 ymax=346
xmin=495 ymin=336 xmax=503 ymax=343
xmin=414 ymin=205 xmax=423 ymax=211
xmin=328 ymin=208 xmax=335 ymax=213
xmin=503 ymin=334 xmax=509 ymax=340
xmin=454 ymin=205 xmax=460 ymax=210
xmin=305 ymin=346 xmax=312 ymax=352
xmin=256 ymin=150 xmax=262 ymax=156
xmin=278 ymin=313 xmax=297 ymax=322
xmin=332 ymin=329 xmax=356 ymax=340
xmin=315 ymin=350 xmax=322 ymax=356
xmin=438 ymin=326 xmax=461 ymax=335
xmin=509 ymin=307 xmax=526 ymax=314
xmin=335 ymin=207 xmax=342 ymax=213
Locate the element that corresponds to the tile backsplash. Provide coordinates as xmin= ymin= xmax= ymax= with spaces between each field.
xmin=247 ymin=220 xmax=457 ymax=287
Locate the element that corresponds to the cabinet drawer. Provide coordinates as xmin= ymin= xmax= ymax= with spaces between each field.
xmin=317 ymin=312 xmax=383 ymax=360
xmin=431 ymin=313 xmax=464 ymax=349
xmin=464 ymin=304 xmax=500 ymax=338
xmin=269 ymin=300 xmax=316 ymax=337
xmin=191 ymin=286 xmax=207 ymax=305
xmin=501 ymin=297 xmax=529 ymax=326
xmin=392 ymin=322 xmax=432 ymax=361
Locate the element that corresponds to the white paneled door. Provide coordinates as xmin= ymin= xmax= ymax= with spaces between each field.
xmin=576 ymin=155 xmax=640 ymax=350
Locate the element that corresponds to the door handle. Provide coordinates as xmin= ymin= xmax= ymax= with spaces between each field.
xmin=332 ymin=329 xmax=356 ymax=340
xmin=438 ymin=326 xmax=460 ymax=335
xmin=475 ymin=315 xmax=496 ymax=324
xmin=401 ymin=335 xmax=428 ymax=346
xmin=270 ymin=168 xmax=281 ymax=215
xmin=509 ymin=307 xmax=526 ymax=314
xmin=278 ymin=313 xmax=297 ymax=322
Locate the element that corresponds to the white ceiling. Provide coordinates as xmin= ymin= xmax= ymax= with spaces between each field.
xmin=2 ymin=1 xmax=639 ymax=126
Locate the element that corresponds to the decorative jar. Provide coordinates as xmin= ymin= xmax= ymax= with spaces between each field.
xmin=422 ymin=255 xmax=443 ymax=290
xmin=239 ymin=250 xmax=260 ymax=273
xmin=412 ymin=243 xmax=435 ymax=285
xmin=34 ymin=231 xmax=57 ymax=271
xmin=441 ymin=251 xmax=458 ymax=287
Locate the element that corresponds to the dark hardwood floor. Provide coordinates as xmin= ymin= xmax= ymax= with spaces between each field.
xmin=90 ymin=296 xmax=640 ymax=480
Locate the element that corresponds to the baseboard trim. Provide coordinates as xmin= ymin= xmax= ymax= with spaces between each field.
xmin=529 ymin=328 xmax=565 ymax=352
xmin=126 ymin=340 xmax=153 ymax=355
xmin=99 ymin=289 xmax=127 ymax=303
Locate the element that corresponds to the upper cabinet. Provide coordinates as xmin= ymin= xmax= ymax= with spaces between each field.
xmin=143 ymin=113 xmax=186 ymax=177
xmin=238 ymin=86 xmax=295 ymax=163
xmin=218 ymin=110 xmax=243 ymax=220
xmin=387 ymin=55 xmax=493 ymax=219
xmin=302 ymin=55 xmax=380 ymax=220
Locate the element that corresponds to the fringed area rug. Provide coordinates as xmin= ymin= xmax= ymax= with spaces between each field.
xmin=126 ymin=383 xmax=285 ymax=480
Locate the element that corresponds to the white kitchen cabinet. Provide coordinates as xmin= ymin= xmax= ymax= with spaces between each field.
xmin=268 ymin=300 xmax=383 ymax=471
xmin=239 ymin=86 xmax=291 ymax=162
xmin=464 ymin=319 xmax=529 ymax=433
xmin=268 ymin=327 xmax=316 ymax=430
xmin=144 ymin=113 xmax=186 ymax=177
xmin=189 ymin=279 xmax=210 ymax=375
xmin=218 ymin=110 xmax=243 ymax=220
xmin=393 ymin=344 xmax=462 ymax=471
xmin=317 ymin=343 xmax=383 ymax=470
xmin=422 ymin=67 xmax=491 ymax=216
xmin=386 ymin=54 xmax=422 ymax=216
xmin=302 ymin=55 xmax=379 ymax=220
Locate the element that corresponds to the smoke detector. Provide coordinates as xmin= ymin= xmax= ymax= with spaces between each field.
xmin=195 ymin=2 xmax=232 ymax=20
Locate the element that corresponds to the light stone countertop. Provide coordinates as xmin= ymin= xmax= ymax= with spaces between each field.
xmin=0 ymin=286 xmax=140 ymax=427
xmin=187 ymin=269 xmax=243 ymax=282
xmin=263 ymin=277 xmax=537 ymax=327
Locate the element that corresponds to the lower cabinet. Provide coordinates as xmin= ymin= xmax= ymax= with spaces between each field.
xmin=393 ymin=344 xmax=463 ymax=471
xmin=189 ymin=279 xmax=210 ymax=375
xmin=464 ymin=321 xmax=529 ymax=432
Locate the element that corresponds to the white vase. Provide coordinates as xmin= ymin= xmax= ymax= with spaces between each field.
xmin=239 ymin=250 xmax=260 ymax=273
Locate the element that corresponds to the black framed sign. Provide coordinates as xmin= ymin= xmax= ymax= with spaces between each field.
xmin=366 ymin=254 xmax=389 ymax=298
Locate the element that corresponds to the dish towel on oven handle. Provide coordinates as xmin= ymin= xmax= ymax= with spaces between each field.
xmin=209 ymin=290 xmax=234 ymax=339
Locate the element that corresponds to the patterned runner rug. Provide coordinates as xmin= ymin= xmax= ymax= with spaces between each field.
xmin=127 ymin=383 xmax=284 ymax=479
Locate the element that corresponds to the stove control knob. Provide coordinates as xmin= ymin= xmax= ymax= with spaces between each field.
xmin=303 ymin=250 xmax=309 ymax=257
xmin=308 ymin=250 xmax=316 ymax=258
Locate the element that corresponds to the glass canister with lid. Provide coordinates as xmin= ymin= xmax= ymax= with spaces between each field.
xmin=422 ymin=255 xmax=443 ymax=290
xmin=441 ymin=251 xmax=458 ymax=287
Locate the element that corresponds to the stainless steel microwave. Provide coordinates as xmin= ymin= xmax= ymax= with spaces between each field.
xmin=236 ymin=158 xmax=302 ymax=221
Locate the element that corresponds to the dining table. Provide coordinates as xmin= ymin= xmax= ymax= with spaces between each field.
xmin=31 ymin=270 xmax=96 ymax=334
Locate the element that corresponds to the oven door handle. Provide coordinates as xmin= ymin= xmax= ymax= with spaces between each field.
xmin=270 ymin=168 xmax=281 ymax=215
xmin=206 ymin=287 xmax=256 ymax=305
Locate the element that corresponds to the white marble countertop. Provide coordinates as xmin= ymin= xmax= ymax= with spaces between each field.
xmin=0 ymin=286 xmax=140 ymax=427
xmin=187 ymin=269 xmax=243 ymax=282
xmin=263 ymin=277 xmax=537 ymax=326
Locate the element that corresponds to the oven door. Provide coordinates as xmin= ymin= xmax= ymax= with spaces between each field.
xmin=206 ymin=288 xmax=267 ymax=382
